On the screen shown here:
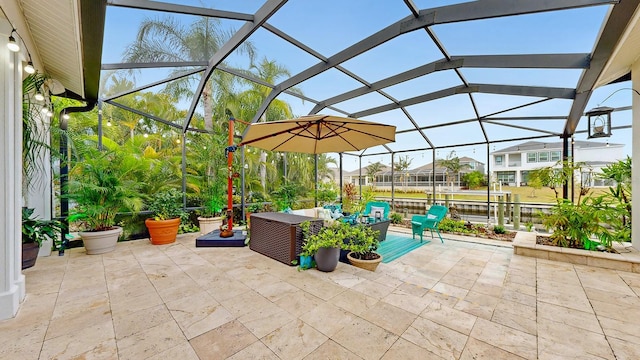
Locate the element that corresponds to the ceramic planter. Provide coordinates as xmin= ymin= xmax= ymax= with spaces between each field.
xmin=146 ymin=218 xmax=180 ymax=245
xmin=347 ymin=251 xmax=383 ymax=272
xmin=314 ymin=247 xmax=340 ymax=272
xmin=22 ymin=242 xmax=40 ymax=269
xmin=197 ymin=216 xmax=223 ymax=235
xmin=80 ymin=226 xmax=123 ymax=255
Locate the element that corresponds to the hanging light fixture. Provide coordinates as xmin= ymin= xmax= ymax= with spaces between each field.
xmin=46 ymin=110 xmax=52 ymax=117
xmin=143 ymin=133 xmax=148 ymax=138
xmin=106 ymin=119 xmax=112 ymax=127
xmin=62 ymin=113 xmax=70 ymax=120
xmin=24 ymin=60 xmax=35 ymax=74
xmin=34 ymin=92 xmax=44 ymax=101
xmin=41 ymin=105 xmax=48 ymax=113
xmin=7 ymin=30 xmax=19 ymax=52
xmin=585 ymin=106 xmax=613 ymax=138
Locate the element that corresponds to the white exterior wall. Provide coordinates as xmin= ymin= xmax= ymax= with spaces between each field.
xmin=0 ymin=20 xmax=26 ymax=321
xmin=632 ymin=60 xmax=639 ymax=250
xmin=492 ymin=144 xmax=624 ymax=187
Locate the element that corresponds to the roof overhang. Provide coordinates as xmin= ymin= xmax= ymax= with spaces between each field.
xmin=1 ymin=0 xmax=106 ymax=102
xmin=596 ymin=4 xmax=640 ymax=87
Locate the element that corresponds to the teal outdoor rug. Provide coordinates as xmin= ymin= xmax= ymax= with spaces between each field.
xmin=377 ymin=233 xmax=430 ymax=263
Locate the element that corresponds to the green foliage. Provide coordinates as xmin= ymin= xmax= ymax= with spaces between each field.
xmin=22 ymin=208 xmax=64 ymax=247
xmin=343 ymin=223 xmax=380 ymax=260
xmin=352 ymin=185 xmax=376 ymax=214
xmin=147 ymin=188 xmax=185 ymax=220
xmin=67 ymin=149 xmax=145 ymax=231
xmin=317 ymin=182 xmax=338 ymax=205
xmin=366 ymin=162 xmax=384 ymax=186
xmin=22 ymin=73 xmax=56 ymax=197
xmin=525 ymin=221 xmax=534 ymax=232
xmin=178 ymin=212 xmax=199 ymax=234
xmin=438 ymin=218 xmax=469 ymax=233
xmin=437 ymin=151 xmax=470 ymax=184
xmin=199 ymin=179 xmax=226 ymax=217
xmin=462 ymin=171 xmax=485 ymax=189
xmin=597 ymin=156 xmax=632 ymax=241
xmin=538 ymin=157 xmax=632 ymax=250
xmin=493 ymin=225 xmax=506 ymax=234
xmin=389 ymin=212 xmax=403 ymax=224
xmin=272 ymin=183 xmax=301 ymax=211
xmin=529 ymin=160 xmax=591 ymax=202
xmin=301 ymin=221 xmax=346 ymax=256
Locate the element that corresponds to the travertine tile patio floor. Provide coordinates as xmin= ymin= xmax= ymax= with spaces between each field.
xmin=2 ymin=229 xmax=640 ymax=359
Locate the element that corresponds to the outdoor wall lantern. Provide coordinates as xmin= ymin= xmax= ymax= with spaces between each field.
xmin=586 ymin=106 xmax=613 ymax=138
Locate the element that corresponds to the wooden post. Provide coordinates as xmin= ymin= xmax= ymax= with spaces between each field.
xmin=513 ymin=194 xmax=520 ymax=230
xmin=498 ymin=195 xmax=504 ymax=227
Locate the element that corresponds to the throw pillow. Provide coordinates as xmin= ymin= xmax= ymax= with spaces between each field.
xmin=370 ymin=206 xmax=386 ymax=219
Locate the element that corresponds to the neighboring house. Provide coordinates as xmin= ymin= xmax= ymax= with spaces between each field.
xmin=491 ymin=140 xmax=624 ymax=187
xmin=341 ymin=157 xmax=485 ymax=190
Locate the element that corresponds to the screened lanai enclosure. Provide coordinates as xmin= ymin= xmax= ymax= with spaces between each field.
xmin=14 ymin=0 xmax=638 ymax=238
xmin=69 ymin=1 xmax=635 ymax=222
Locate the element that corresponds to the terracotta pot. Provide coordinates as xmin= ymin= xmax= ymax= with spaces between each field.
xmin=146 ymin=218 xmax=180 ymax=245
xmin=197 ymin=216 xmax=223 ymax=235
xmin=347 ymin=251 xmax=383 ymax=272
xmin=80 ymin=226 xmax=123 ymax=255
xmin=22 ymin=242 xmax=40 ymax=269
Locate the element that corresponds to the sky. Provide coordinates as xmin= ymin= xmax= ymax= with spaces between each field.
xmin=101 ymin=1 xmax=633 ymax=172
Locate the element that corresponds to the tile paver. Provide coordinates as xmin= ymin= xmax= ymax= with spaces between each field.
xmin=2 ymin=230 xmax=640 ymax=359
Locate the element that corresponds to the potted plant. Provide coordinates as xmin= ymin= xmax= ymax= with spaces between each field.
xmin=344 ymin=224 xmax=382 ymax=271
xmin=145 ymin=188 xmax=185 ymax=245
xmin=197 ymin=181 xmax=225 ymax=235
xmin=300 ymin=221 xmax=349 ymax=272
xmin=67 ymin=149 xmax=144 ymax=255
xmin=21 ymin=207 xmax=63 ymax=269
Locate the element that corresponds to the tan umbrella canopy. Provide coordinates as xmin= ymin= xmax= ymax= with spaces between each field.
xmin=239 ymin=115 xmax=396 ymax=154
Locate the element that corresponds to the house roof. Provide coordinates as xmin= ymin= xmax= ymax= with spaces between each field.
xmin=342 ymin=156 xmax=483 ymax=176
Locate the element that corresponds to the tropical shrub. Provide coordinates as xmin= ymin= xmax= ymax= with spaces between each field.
xmin=147 ymin=188 xmax=185 ymax=220
xmin=389 ymin=212 xmax=403 ymax=224
xmin=67 ymin=149 xmax=145 ymax=231
xmin=462 ymin=170 xmax=485 ymax=189
xmin=493 ymin=225 xmax=506 ymax=234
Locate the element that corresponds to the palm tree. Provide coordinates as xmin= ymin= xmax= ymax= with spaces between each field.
xmin=231 ymin=58 xmax=302 ymax=191
xmin=437 ymin=151 xmax=469 ymax=188
xmin=123 ymin=15 xmax=256 ymax=131
xmin=366 ymin=161 xmax=384 ymax=188
xmin=393 ymin=156 xmax=412 ymax=191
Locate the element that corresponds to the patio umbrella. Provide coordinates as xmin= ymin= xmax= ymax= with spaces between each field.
xmin=239 ymin=115 xmax=396 ymax=154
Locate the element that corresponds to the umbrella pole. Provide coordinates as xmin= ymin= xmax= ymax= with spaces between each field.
xmin=227 ymin=119 xmax=235 ymax=232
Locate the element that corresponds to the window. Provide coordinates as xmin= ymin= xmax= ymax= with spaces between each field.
xmin=496 ymin=171 xmax=515 ymax=185
xmin=538 ymin=152 xmax=549 ymax=162
xmin=551 ymin=151 xmax=561 ymax=161
xmin=495 ymin=155 xmax=503 ymax=165
xmin=527 ymin=153 xmax=537 ymax=163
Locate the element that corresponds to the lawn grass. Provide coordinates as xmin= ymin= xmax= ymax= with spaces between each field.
xmin=373 ymin=186 xmax=608 ymax=204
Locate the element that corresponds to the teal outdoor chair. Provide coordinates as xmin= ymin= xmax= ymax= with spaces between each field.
xmin=363 ymin=201 xmax=390 ymax=222
xmin=411 ymin=205 xmax=448 ymax=243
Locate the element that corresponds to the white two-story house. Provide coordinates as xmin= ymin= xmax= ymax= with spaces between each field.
xmin=491 ymin=140 xmax=624 ymax=187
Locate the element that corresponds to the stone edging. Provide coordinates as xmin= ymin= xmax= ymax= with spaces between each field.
xmin=513 ymin=231 xmax=640 ymax=273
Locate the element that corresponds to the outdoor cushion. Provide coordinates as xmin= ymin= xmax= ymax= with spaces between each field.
xmin=370 ymin=206 xmax=386 ymax=219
